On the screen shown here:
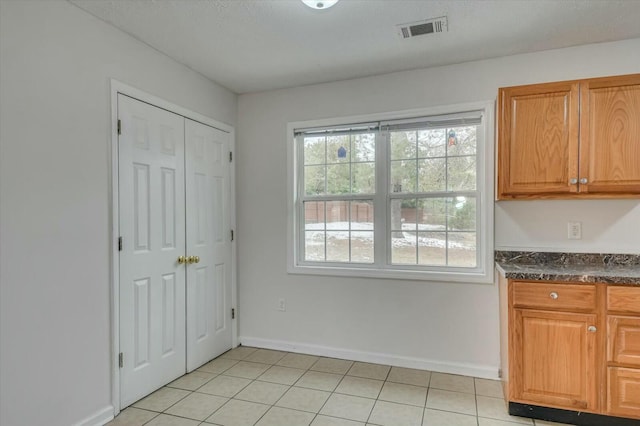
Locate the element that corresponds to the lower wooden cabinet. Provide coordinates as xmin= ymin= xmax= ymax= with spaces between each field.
xmin=499 ymin=278 xmax=640 ymax=421
xmin=608 ymin=367 xmax=640 ymax=418
xmin=608 ymin=316 xmax=640 ymax=367
xmin=607 ymin=290 xmax=640 ymax=420
xmin=512 ymin=309 xmax=597 ymax=410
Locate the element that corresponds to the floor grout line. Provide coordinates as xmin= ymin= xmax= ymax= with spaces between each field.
xmin=116 ymin=347 xmax=547 ymax=426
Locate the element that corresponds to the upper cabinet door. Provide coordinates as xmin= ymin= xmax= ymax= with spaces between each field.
xmin=498 ymin=81 xmax=580 ymax=198
xmin=579 ymin=74 xmax=640 ymax=194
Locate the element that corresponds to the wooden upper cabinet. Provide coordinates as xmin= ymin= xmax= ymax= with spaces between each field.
xmin=580 ymin=75 xmax=640 ymax=194
xmin=498 ymin=81 xmax=580 ymax=197
xmin=497 ymin=74 xmax=640 ymax=199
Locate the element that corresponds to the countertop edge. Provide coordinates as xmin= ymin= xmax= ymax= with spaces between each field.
xmin=495 ymin=261 xmax=640 ymax=285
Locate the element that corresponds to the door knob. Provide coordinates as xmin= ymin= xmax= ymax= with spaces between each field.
xmin=177 ymin=256 xmax=187 ymax=264
xmin=187 ymin=256 xmax=200 ymax=264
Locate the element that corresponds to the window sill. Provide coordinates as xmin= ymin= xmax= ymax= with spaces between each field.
xmin=287 ymin=263 xmax=494 ymax=284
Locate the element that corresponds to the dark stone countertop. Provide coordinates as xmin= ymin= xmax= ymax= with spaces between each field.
xmin=495 ymin=251 xmax=640 ymax=284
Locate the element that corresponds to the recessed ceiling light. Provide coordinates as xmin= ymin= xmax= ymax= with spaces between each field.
xmin=301 ymin=0 xmax=340 ymax=10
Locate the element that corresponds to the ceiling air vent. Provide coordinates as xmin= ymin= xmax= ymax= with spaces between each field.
xmin=397 ymin=16 xmax=448 ymax=39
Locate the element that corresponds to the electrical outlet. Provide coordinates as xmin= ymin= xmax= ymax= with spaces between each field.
xmin=278 ymin=298 xmax=286 ymax=312
xmin=568 ymin=222 xmax=582 ymax=240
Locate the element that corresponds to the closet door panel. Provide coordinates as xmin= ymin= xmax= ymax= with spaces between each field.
xmin=185 ymin=119 xmax=233 ymax=371
xmin=118 ymin=94 xmax=186 ymax=407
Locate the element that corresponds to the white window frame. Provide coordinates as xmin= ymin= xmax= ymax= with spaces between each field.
xmin=286 ymin=101 xmax=494 ymax=284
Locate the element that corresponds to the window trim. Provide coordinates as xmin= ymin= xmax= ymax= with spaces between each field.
xmin=286 ymin=101 xmax=495 ymax=284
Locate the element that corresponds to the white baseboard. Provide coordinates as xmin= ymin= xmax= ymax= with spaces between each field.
xmin=239 ymin=336 xmax=499 ymax=380
xmin=73 ymin=405 xmax=114 ymax=426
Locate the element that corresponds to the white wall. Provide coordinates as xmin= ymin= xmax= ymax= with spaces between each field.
xmin=236 ymin=39 xmax=640 ymax=378
xmin=0 ymin=1 xmax=236 ymax=425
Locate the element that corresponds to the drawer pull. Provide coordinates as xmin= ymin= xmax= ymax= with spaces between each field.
xmin=549 ymin=292 xmax=559 ymax=300
xmin=588 ymin=325 xmax=597 ymax=333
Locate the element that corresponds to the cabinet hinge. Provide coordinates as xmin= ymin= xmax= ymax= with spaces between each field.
xmin=231 ymin=308 xmax=235 ymax=319
xmin=118 ymin=236 xmax=123 ymax=251
xmin=231 ymin=230 xmax=234 ymax=241
xmin=229 ymin=151 xmax=233 ymax=162
xmin=119 ymin=352 xmax=123 ymax=368
xmin=117 ymin=119 xmax=121 ymax=135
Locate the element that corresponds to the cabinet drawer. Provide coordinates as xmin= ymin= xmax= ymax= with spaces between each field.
xmin=512 ymin=281 xmax=596 ymax=311
xmin=608 ymin=367 xmax=640 ymax=419
xmin=608 ymin=316 xmax=640 ymax=367
xmin=608 ymin=286 xmax=640 ymax=314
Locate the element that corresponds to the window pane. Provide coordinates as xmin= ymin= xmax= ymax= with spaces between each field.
xmin=326 ymin=201 xmax=349 ymax=229
xmin=389 ymin=199 xmax=406 ymax=232
xmin=418 ymin=129 xmax=446 ymax=158
xmin=418 ymin=158 xmax=446 ymax=192
xmin=352 ymin=133 xmax=375 ymax=162
xmin=391 ymin=231 xmax=416 ymax=264
xmin=390 ymin=160 xmax=416 ymax=193
xmin=449 ymin=197 xmax=476 ymax=231
xmin=420 ymin=198 xmax=447 ymax=230
xmin=304 ymin=136 xmax=326 ymax=165
xmin=305 ymin=231 xmax=325 ymax=261
xmin=304 ymin=201 xmax=325 ymax=228
xmin=304 ymin=165 xmax=325 ymax=195
xmin=304 ymin=201 xmax=325 ymax=261
xmin=418 ymin=232 xmax=446 ymax=266
xmin=447 ymin=126 xmax=476 ymax=156
xmin=448 ymin=232 xmax=477 ymax=267
xmin=326 ymin=231 xmax=349 ymax=262
xmin=401 ymin=199 xmax=423 ymax=232
xmin=325 ymin=200 xmax=349 ymax=262
xmin=447 ymin=155 xmax=476 ymax=191
xmin=351 ymin=162 xmax=375 ymax=194
xmin=327 ymin=135 xmax=350 ymax=163
xmin=326 ymin=164 xmax=350 ymax=194
xmin=350 ymin=201 xmax=373 ymax=230
xmin=351 ymin=231 xmax=374 ymax=263
xmin=390 ymin=131 xmax=416 ymax=160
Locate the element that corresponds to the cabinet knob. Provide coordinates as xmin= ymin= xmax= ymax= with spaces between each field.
xmin=579 ymin=178 xmax=588 ymax=184
xmin=549 ymin=292 xmax=559 ymax=300
xmin=588 ymin=325 xmax=597 ymax=333
xmin=569 ymin=178 xmax=578 ymax=185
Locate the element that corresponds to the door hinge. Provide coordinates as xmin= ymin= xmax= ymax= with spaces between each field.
xmin=119 ymin=352 xmax=123 ymax=368
xmin=230 ymin=230 xmax=234 ymax=241
xmin=117 ymin=119 xmax=121 ymax=135
xmin=229 ymin=151 xmax=233 ymax=162
xmin=118 ymin=236 xmax=123 ymax=251
xmin=231 ymin=308 xmax=235 ymax=319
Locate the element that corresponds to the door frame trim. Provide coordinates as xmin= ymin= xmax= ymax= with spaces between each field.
xmin=109 ymin=79 xmax=238 ymax=415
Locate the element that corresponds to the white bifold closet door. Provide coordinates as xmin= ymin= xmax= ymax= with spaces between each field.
xmin=185 ymin=117 xmax=232 ymax=371
xmin=118 ymin=94 xmax=232 ymax=408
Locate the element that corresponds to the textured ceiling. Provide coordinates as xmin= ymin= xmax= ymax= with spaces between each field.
xmin=70 ymin=0 xmax=640 ymax=94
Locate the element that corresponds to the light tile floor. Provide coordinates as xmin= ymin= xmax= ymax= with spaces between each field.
xmin=108 ymin=347 xmax=572 ymax=426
